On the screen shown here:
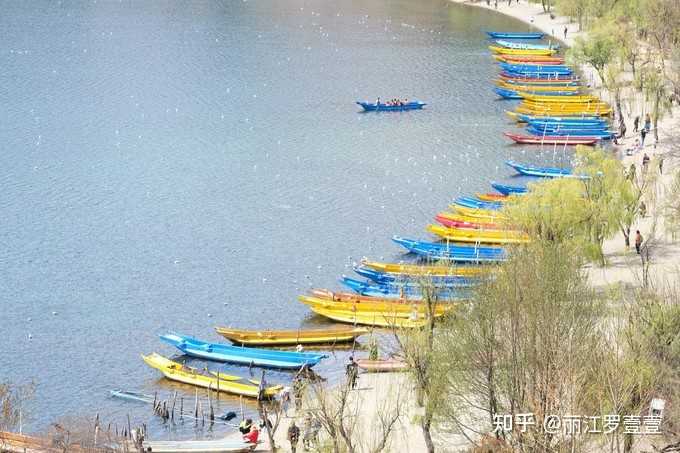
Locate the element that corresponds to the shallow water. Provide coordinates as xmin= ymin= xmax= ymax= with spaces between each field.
xmin=1 ymin=0 xmax=566 ymax=438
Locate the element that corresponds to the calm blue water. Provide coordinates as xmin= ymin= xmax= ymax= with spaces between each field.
xmin=1 ymin=0 xmax=563 ymax=438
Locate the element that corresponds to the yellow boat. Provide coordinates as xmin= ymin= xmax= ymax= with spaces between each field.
xmin=451 ymin=205 xmax=506 ymax=221
xmin=489 ymin=45 xmax=557 ymax=56
xmin=141 ymin=353 xmax=282 ymax=398
xmin=214 ymin=326 xmax=368 ymax=346
xmin=496 ymin=81 xmax=580 ymax=92
xmin=361 ymin=260 xmax=488 ymax=277
xmin=515 ymin=105 xmax=612 ymax=116
xmin=427 ymin=224 xmax=530 ymax=245
xmin=521 ymin=93 xmax=603 ymax=103
xmin=303 ymin=305 xmax=432 ymax=328
xmin=299 ymin=294 xmax=454 ymax=315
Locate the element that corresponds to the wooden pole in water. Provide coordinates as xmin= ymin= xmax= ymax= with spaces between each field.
xmin=180 ymin=397 xmax=184 ymax=422
xmin=127 ymin=414 xmax=132 ymax=439
xmin=171 ymin=391 xmax=177 ymax=422
xmin=216 ymin=370 xmax=220 ymax=399
xmin=194 ymin=389 xmax=199 ymax=419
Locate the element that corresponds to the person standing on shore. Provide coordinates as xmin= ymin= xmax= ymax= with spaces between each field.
xmin=564 ymin=26 xmax=568 ymax=39
xmin=641 ymin=127 xmax=647 ymax=146
xmin=494 ymin=0 xmax=498 ymax=9
xmin=287 ymin=422 xmax=300 ymax=453
xmin=633 ymin=116 xmax=640 ymax=132
xmin=346 ymin=356 xmax=359 ymax=389
xmin=635 ymin=230 xmax=644 ymax=254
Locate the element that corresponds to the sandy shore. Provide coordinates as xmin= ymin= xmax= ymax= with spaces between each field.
xmin=266 ymin=2 xmax=680 ymax=452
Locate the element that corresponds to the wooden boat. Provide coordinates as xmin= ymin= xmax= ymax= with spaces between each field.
xmin=392 ymin=236 xmax=507 ymax=262
xmin=453 ymin=196 xmax=502 ymax=211
xmin=427 ymin=224 xmax=530 ymax=245
xmin=214 ymin=326 xmax=368 ymax=346
xmin=489 ymin=45 xmax=556 ymax=56
xmin=451 ymin=205 xmax=506 ymax=221
xmin=141 ymin=353 xmax=282 ymax=398
xmin=360 ymin=260 xmax=487 ymax=277
xmin=499 ymin=75 xmax=580 ymax=85
xmin=497 ymin=81 xmax=579 ymax=92
xmin=353 ymin=265 xmax=479 ymax=286
xmin=505 ymin=160 xmax=587 ymax=179
xmin=435 ymin=213 xmax=500 ymax=230
xmin=303 ymin=304 xmax=431 ymax=328
xmin=496 ymin=87 xmax=580 ymax=99
xmin=491 ymin=182 xmax=527 ymax=195
xmin=159 ymin=334 xmax=327 ymax=369
xmin=504 ymin=132 xmax=599 ymax=145
xmin=475 ymin=193 xmax=508 ymax=202
xmin=521 ymin=93 xmax=603 ymax=103
xmin=494 ymin=54 xmax=565 ymax=64
xmin=302 ymin=291 xmax=457 ymax=312
xmin=495 ymin=39 xmax=559 ymax=51
xmin=142 ymin=439 xmax=255 ymax=453
xmin=341 ymin=276 xmax=471 ymax=299
xmin=110 ymin=389 xmax=154 ymax=404
xmin=357 ymin=101 xmax=426 ymax=112
xmin=486 ymin=31 xmax=544 ymax=39
xmin=356 ymin=358 xmax=409 ymax=372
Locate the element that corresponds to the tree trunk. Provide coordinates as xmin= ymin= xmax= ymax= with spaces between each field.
xmin=421 ymin=417 xmax=435 ymax=453
xmin=621 ymin=226 xmax=630 ymax=248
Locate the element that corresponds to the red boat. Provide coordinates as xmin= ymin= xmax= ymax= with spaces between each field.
xmin=500 ymin=55 xmax=565 ymax=65
xmin=435 ymin=214 xmax=499 ymax=230
xmin=504 ymin=132 xmax=599 ymax=145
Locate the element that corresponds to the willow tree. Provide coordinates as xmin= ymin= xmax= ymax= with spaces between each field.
xmin=432 ymin=241 xmax=605 ymax=452
xmin=569 ymin=23 xmax=617 ymax=86
xmin=643 ymin=68 xmax=673 ymax=143
xmin=502 ymin=147 xmax=631 ymax=264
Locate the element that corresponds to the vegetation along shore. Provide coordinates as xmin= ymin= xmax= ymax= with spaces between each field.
xmin=2 ymin=0 xmax=679 ymax=452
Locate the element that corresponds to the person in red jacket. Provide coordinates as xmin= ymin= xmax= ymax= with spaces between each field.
xmin=244 ymin=425 xmax=259 ymax=444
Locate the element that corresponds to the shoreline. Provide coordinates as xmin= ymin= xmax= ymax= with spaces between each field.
xmin=450 ymin=0 xmax=680 ymax=290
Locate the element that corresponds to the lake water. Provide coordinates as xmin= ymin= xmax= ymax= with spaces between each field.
xmin=1 ymin=0 xmax=561 ymax=438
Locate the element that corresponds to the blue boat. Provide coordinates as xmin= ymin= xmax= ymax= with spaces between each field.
xmin=512 ymin=112 xmax=603 ymax=122
xmin=453 ymin=196 xmax=502 ymax=211
xmin=495 ymin=87 xmax=579 ymax=100
xmin=500 ymin=71 xmax=577 ymax=80
xmin=505 ymin=160 xmax=588 ymax=179
xmin=501 ymin=63 xmax=573 ymax=73
xmin=502 ymin=79 xmax=580 ymax=87
xmin=357 ymin=101 xmax=426 ymax=112
xmin=341 ymin=277 xmax=470 ymax=299
xmin=486 ymin=31 xmax=544 ymax=39
xmin=526 ymin=126 xmax=614 ymax=139
xmin=495 ymin=39 xmax=559 ymax=51
xmin=159 ymin=333 xmax=327 ymax=369
xmin=491 ymin=181 xmax=527 ymax=195
xmin=528 ymin=119 xmax=608 ymax=127
xmin=353 ymin=265 xmax=479 ymax=285
xmin=392 ymin=236 xmax=507 ymax=263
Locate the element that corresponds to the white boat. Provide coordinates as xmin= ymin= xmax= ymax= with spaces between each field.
xmin=142 ymin=439 xmax=255 ymax=452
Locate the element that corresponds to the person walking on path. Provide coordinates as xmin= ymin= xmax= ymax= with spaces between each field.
xmin=635 ymin=230 xmax=644 ymax=254
xmin=564 ymin=26 xmax=568 ymax=39
xmin=642 ymin=153 xmax=650 ymax=172
xmin=346 ymin=356 xmax=359 ymax=389
xmin=633 ymin=116 xmax=639 ymax=133
xmin=287 ymin=421 xmax=300 ymax=453
xmin=659 ymin=156 xmax=664 ymax=174
xmin=644 ymin=113 xmax=652 ymax=132
xmin=641 ymin=127 xmax=647 ymax=146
